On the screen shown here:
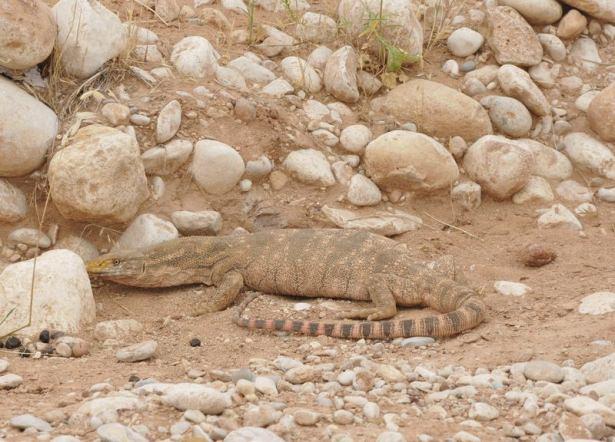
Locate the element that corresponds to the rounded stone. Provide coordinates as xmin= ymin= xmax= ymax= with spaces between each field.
xmin=324 ymin=46 xmax=359 ymax=103
xmin=347 ymin=174 xmax=381 ymax=206
xmin=481 ymin=96 xmax=532 ymax=138
xmin=498 ymin=0 xmax=562 ymax=24
xmin=587 ymin=82 xmax=615 ymax=142
xmin=524 ymin=360 xmax=565 ymax=383
xmin=498 ymin=64 xmax=550 ymax=116
xmin=0 ymin=179 xmax=27 ymax=222
xmin=487 ymin=6 xmax=543 ymax=67
xmin=171 ymin=36 xmax=220 ymax=78
xmin=557 ymin=9 xmax=588 ymax=39
xmin=0 ymin=0 xmax=56 ymax=70
xmin=340 ymin=125 xmax=372 ymax=153
xmin=447 ymin=27 xmax=484 ymax=57
xmin=283 ymin=149 xmax=335 ymax=187
xmin=364 ymin=130 xmax=459 ymax=192
xmin=191 ymin=140 xmax=245 ymax=194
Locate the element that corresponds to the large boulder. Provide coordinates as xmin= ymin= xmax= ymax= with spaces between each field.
xmin=53 ymin=0 xmax=127 ymax=78
xmin=0 ymin=0 xmax=56 ymax=70
xmin=379 ymin=80 xmax=492 ymax=142
xmin=0 ymin=250 xmax=95 ymax=338
xmin=463 ymin=135 xmax=533 ymax=200
xmin=338 ymin=0 xmax=423 ymax=61
xmin=558 ymin=0 xmax=615 ymax=23
xmin=48 ymin=125 xmax=149 ymax=224
xmin=0 ymin=77 xmax=58 ymax=177
xmin=364 ymin=130 xmax=459 ymax=192
xmin=587 ymin=82 xmax=615 ymax=142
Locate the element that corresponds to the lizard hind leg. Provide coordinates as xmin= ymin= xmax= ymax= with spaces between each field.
xmin=337 ymin=277 xmax=397 ymax=321
xmin=192 ymin=271 xmax=244 ymax=317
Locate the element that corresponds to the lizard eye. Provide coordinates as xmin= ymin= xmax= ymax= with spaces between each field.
xmin=112 ymin=259 xmax=120 ymax=266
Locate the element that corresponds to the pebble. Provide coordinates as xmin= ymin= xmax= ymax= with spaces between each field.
xmin=294 ymin=409 xmax=320 ymax=426
xmin=451 ymin=181 xmax=482 ymax=211
xmin=557 ymin=9 xmax=587 ymax=40
xmin=494 ymin=281 xmax=531 ymax=296
xmin=481 ymin=95 xmax=532 ymax=137
xmin=116 ymin=340 xmax=158 ymax=362
xmin=171 ymin=210 xmax=222 ymax=235
xmin=538 ymin=33 xmax=567 ymax=61
xmin=96 ymin=422 xmax=147 ymax=442
xmin=498 ymin=64 xmax=550 ymax=116
xmin=192 ymin=140 xmax=245 ymax=194
xmin=587 ymin=82 xmax=615 ymax=142
xmin=254 ymin=376 xmax=278 ymax=396
xmin=225 ymin=427 xmax=285 ymax=442
xmin=498 ymin=0 xmax=562 ymax=24
xmin=400 ymin=337 xmax=435 ymax=347
xmin=468 ymin=402 xmax=499 ymax=421
xmin=9 ymin=414 xmax=52 ymax=432
xmin=347 ymin=174 xmax=382 ymax=206
xmin=340 ymin=124 xmax=372 ymax=154
xmin=156 ymin=100 xmax=182 ymax=143
xmin=524 ymin=360 xmax=565 ymax=383
xmin=376 ymin=431 xmax=407 ymax=442
xmin=333 ymin=410 xmax=354 ymax=425
xmin=0 ymin=374 xmax=23 ymax=389
xmin=487 ymin=6 xmax=543 ymax=67
xmin=7 ymin=228 xmax=51 ymax=248
xmin=555 ymin=180 xmax=594 ymax=203
xmin=283 ymin=149 xmax=335 ymax=187
xmin=447 ymin=27 xmax=484 ymax=57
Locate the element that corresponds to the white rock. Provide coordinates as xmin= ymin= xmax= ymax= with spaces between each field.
xmin=156 ymin=383 xmax=232 ymax=414
xmin=538 ymin=33 xmax=567 ymax=61
xmin=52 ymin=0 xmax=127 ymax=78
xmin=0 ymin=0 xmax=56 ymax=70
xmin=453 ymin=431 xmax=480 ymax=442
xmin=518 ymin=139 xmax=573 ymax=180
xmin=96 ymin=423 xmax=147 ymax=442
xmin=376 ymin=432 xmax=407 ymax=442
xmin=575 ymin=202 xmax=597 ymax=217
xmin=303 ymin=99 xmax=331 ymax=121
xmin=171 ymin=36 xmax=220 ymax=78
xmin=596 ymin=187 xmax=615 ymax=202
xmin=48 ymin=125 xmax=149 ymax=224
xmin=133 ymin=44 xmax=163 ymax=63
xmin=171 ymin=210 xmax=222 ymax=235
xmin=468 ymin=402 xmax=499 ymax=421
xmin=191 ymin=140 xmax=245 ymax=194
xmin=260 ymin=78 xmax=294 ymax=97
xmin=225 ymin=427 xmax=285 ymax=442
xmin=575 ymin=90 xmax=600 ymax=113
xmin=570 ymin=38 xmax=602 ymax=72
xmin=364 ymin=130 xmax=459 ymax=192
xmin=245 ymin=156 xmax=273 ymax=178
xmin=253 ymin=376 xmax=277 ymax=396
xmin=156 ymin=100 xmax=182 ymax=143
xmin=0 ymin=374 xmax=22 ymax=390
xmin=322 ymin=205 xmax=422 ymax=236
xmin=215 ymin=65 xmax=247 ymax=91
xmin=0 ymin=359 xmax=8 ymax=373
xmin=0 ymin=77 xmax=58 ymax=177
xmin=581 ymin=353 xmax=615 ymax=383
xmin=283 ymin=149 xmax=335 ymax=186
xmin=442 ymin=59 xmax=460 ymax=77
xmin=156 ymin=0 xmax=180 ymax=21
xmin=142 ymin=139 xmax=193 ymax=176
xmin=69 ymin=395 xmax=141 ymax=426
xmin=498 ymin=64 xmax=550 ymax=116
xmin=113 ymin=214 xmax=178 ymax=251
xmin=340 ymin=125 xmax=372 ymax=154
xmin=357 ymin=71 xmax=383 ymax=95
xmin=463 ymin=135 xmax=533 ymax=199
xmin=116 ymin=340 xmax=158 ymax=362
xmin=131 ymin=25 xmax=159 ymax=44
xmin=0 ymin=250 xmax=95 ymax=337
xmin=512 ymin=175 xmax=554 ymax=204
xmin=228 ymin=56 xmax=275 ymax=84
xmin=447 ymin=27 xmax=484 ymax=57
xmin=498 ymin=0 xmax=562 ymax=24
xmin=10 ymin=414 xmax=52 ymax=433
xmin=564 ymin=396 xmax=615 ymax=426
xmin=481 ymin=95 xmax=532 ymax=138
xmin=324 ymin=46 xmax=359 ymax=103
xmin=258 ymin=25 xmax=294 ymax=57
xmin=494 ymin=281 xmax=531 ymax=296
xmin=562 ymin=133 xmax=615 ymax=180
xmin=538 ymin=204 xmax=583 ymax=230
xmin=55 ymin=236 xmax=99 ymax=263
xmin=221 ymin=0 xmax=247 ymax=13
xmin=94 ymin=319 xmax=144 ymax=341
xmin=281 ymin=56 xmax=322 ymax=93
xmin=555 ymin=180 xmax=594 ymax=203
xmin=347 ymin=174 xmax=381 ymax=206
xmin=524 ymin=360 xmax=565 ymax=382
xmin=8 ymin=228 xmax=51 ymax=248
xmin=0 ymin=179 xmax=27 ymax=222
xmin=294 ymin=13 xmax=336 ymax=45
xmin=452 ymin=182 xmax=482 ymax=210
xmin=307 ymin=46 xmax=333 ymax=70
xmin=579 ymin=292 xmax=615 ymax=315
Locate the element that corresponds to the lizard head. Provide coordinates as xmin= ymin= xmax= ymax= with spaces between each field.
xmin=86 ymin=249 xmax=148 ymax=285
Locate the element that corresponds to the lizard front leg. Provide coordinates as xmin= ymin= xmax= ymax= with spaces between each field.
xmin=338 ymin=276 xmax=397 ymax=321
xmin=192 ymin=271 xmax=244 ymax=316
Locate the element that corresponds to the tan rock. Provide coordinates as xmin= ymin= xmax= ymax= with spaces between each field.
xmin=559 ymin=0 xmax=615 ymax=23
xmin=487 ymin=6 xmax=543 ymax=67
xmin=587 ymin=82 xmax=615 ymax=141
xmin=380 ymin=80 xmax=492 ymax=142
xmin=557 ymin=9 xmax=588 ymax=39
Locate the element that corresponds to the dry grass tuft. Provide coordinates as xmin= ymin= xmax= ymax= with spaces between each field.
xmin=423 ymin=0 xmax=467 ymax=56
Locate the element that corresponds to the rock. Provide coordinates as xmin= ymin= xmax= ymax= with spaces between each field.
xmin=562 ymin=133 xmax=615 ymax=180
xmin=376 ymin=432 xmax=406 ymax=442
xmin=338 ymin=0 xmax=422 ymax=61
xmin=564 ymin=396 xmax=615 ymax=426
xmin=0 ymin=374 xmax=22 ymax=389
xmin=447 ymin=27 xmax=484 ymax=57
xmin=364 ymin=130 xmax=459 ymax=192
xmin=0 ymin=179 xmax=27 ymax=222
xmin=101 ymin=103 xmax=130 ymax=126
xmin=519 ymin=139 xmax=573 ymax=180
xmin=294 ymin=409 xmax=320 ymax=426
xmin=529 ymin=62 xmax=556 ymax=89
xmin=587 ymin=82 xmax=615 ymax=142
xmin=322 ymin=206 xmax=422 ymax=236
xmin=0 ymin=250 xmax=95 ymax=337
xmin=280 ymin=57 xmax=321 ymax=93
xmin=113 ymin=214 xmax=178 ymax=251
xmin=570 ymin=37 xmax=602 ymax=72
xmin=284 ymin=365 xmax=317 ymax=384
xmin=0 ymin=0 xmax=55 ymax=70
xmin=380 ymin=80 xmax=492 ymax=142
xmin=340 ymin=125 xmax=372 ymax=154
xmin=69 ymin=395 xmax=141 ymax=426
xmin=142 ymin=139 xmax=193 ymax=176
xmin=54 ymin=236 xmax=99 ymax=263
xmin=0 ymin=359 xmax=8 ymax=373
xmin=452 ymin=432 xmax=480 ymax=442
xmin=324 ymin=46 xmax=359 ymax=103
xmin=8 ymin=228 xmax=51 ymax=248
xmin=156 ymin=383 xmax=232 ymax=414
xmin=52 ymin=0 xmax=127 ymax=78
xmin=494 ymin=281 xmax=531 ymax=296
xmin=512 ymin=176 xmax=554 ymax=204
xmin=261 ymin=78 xmax=294 ymax=98
xmin=245 ymin=156 xmax=273 ymax=179
xmin=487 ymin=6 xmax=542 ymax=67
xmin=225 ymin=427 xmax=285 ymax=442
xmin=498 ymin=64 xmax=550 ymax=116
xmin=156 ymin=0 xmax=180 ymax=22
xmin=347 ymin=174 xmax=381 ymax=206
xmin=283 ymin=149 xmax=335 ymax=187
xmin=463 ymin=135 xmax=533 ymax=199
xmin=48 ymin=125 xmax=149 ymax=224
xmin=192 ymin=140 xmax=245 ymax=194
xmin=538 ymin=204 xmax=583 ymax=230
xmin=254 ymin=376 xmax=278 ymax=396
xmin=357 ymin=71 xmax=382 ymax=95
xmin=228 ymin=56 xmax=275 ymax=84
xmin=296 ymin=12 xmax=337 ymax=42
xmin=307 ymin=46 xmax=333 ymax=70
xmin=558 ymin=412 xmax=592 ymax=440
xmin=171 ymin=210 xmax=222 ymax=236
xmin=171 ymin=36 xmax=219 ymax=78
xmin=559 ymin=0 xmax=615 ymax=23
xmin=0 ymin=77 xmax=58 ymax=177
xmin=581 ymin=353 xmax=615 ymax=383
xmin=451 ymin=182 xmax=482 ymax=210
xmin=555 ymin=180 xmax=594 ymax=202
xmin=557 ymin=9 xmax=587 ymax=39
xmin=215 ymin=65 xmax=247 ymax=91
xmin=55 ymin=336 xmax=90 ymax=358
xmin=95 ymin=319 xmax=144 ymax=341
xmin=96 ymin=423 xmax=147 ymax=442
xmin=579 ymin=292 xmax=615 ymax=315
xmin=468 ymin=402 xmax=499 ymax=421
xmin=498 ymin=0 xmax=562 ymax=24
xmin=9 ymin=414 xmax=51 ymax=433
xmin=538 ymin=33 xmax=567 ymax=61
xmin=116 ymin=340 xmax=158 ymax=362
xmin=524 ymin=360 xmax=565 ymax=382
xmin=481 ymin=96 xmax=532 ymax=138
xmin=519 ymin=243 xmax=556 ymax=267
xmin=156 ymin=100 xmax=182 ymax=143
xmin=597 ymin=187 xmax=615 ymax=202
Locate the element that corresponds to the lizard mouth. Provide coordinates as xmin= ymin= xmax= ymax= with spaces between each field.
xmin=86 ymin=259 xmax=116 ymax=275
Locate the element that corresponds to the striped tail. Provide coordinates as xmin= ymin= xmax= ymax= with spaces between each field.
xmin=233 ymin=293 xmax=486 ymax=340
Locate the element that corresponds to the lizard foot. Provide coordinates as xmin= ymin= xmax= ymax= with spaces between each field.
xmin=337 ymin=307 xmax=396 ymax=321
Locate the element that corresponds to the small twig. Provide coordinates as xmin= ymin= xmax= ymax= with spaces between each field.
xmin=111 ymin=298 xmax=134 ymax=316
xmin=132 ymin=0 xmax=170 ymax=26
xmin=422 ymin=211 xmax=481 ymax=240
